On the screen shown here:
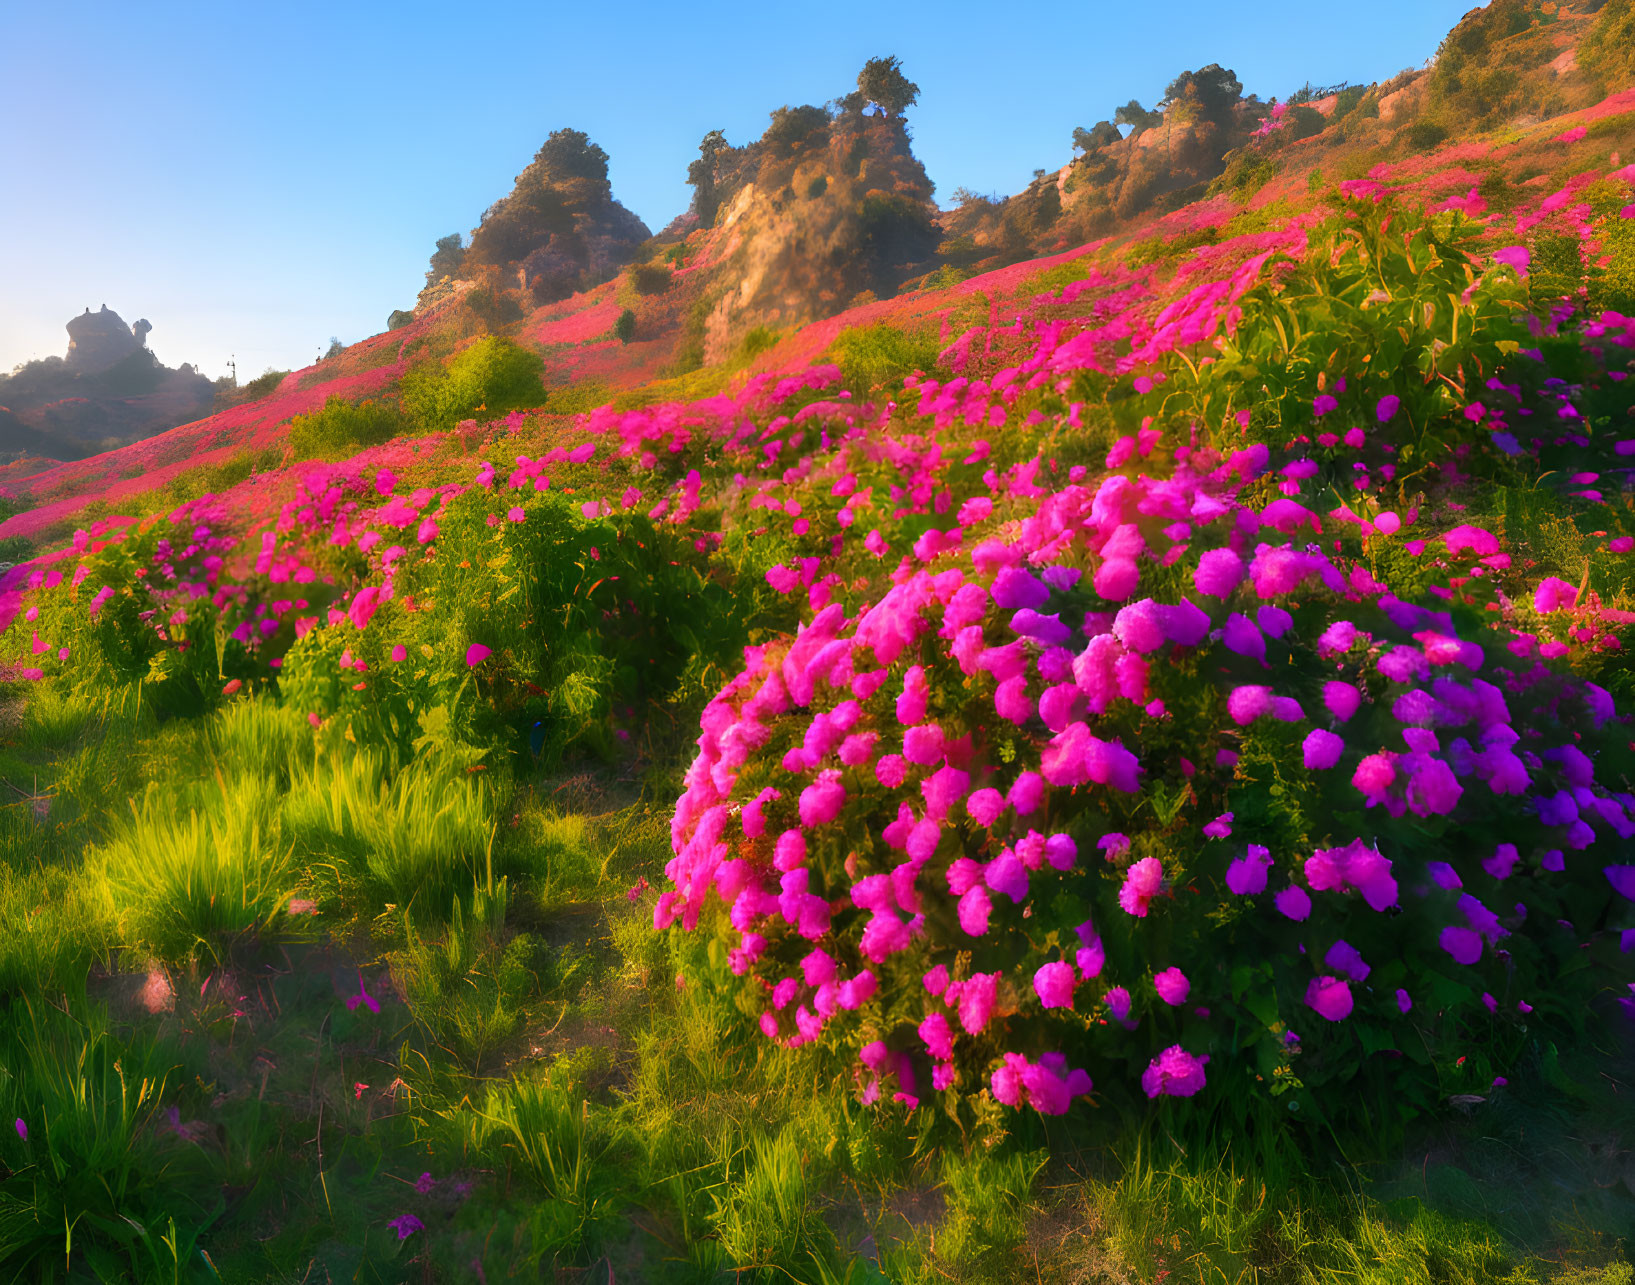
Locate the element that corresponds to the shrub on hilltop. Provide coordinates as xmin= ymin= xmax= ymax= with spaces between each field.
xmin=399 ymin=335 xmax=545 ymax=432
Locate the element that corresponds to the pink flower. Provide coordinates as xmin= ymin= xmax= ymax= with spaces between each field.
xmin=1118 ymin=857 xmax=1164 ymax=916
xmin=1275 ymin=885 xmax=1312 ymax=921
xmin=958 ymin=972 xmax=999 ymax=1033
xmin=1533 ymin=577 xmax=1578 ymax=613
xmin=1034 ymin=961 xmax=1076 ymax=1009
xmin=958 ymin=885 xmax=992 ymax=935
xmin=1153 ymin=967 xmax=1190 ymax=1006
xmin=799 ymin=770 xmax=846 ymax=826
xmin=1305 ymin=976 xmax=1353 ymax=1021
xmin=391 ymin=644 xmax=408 ymax=662
xmin=1141 ymin=1045 xmax=1208 ymax=1098
xmin=1104 ymin=986 xmax=1132 ymax=1021
xmin=1493 ymin=245 xmax=1530 ymax=278
xmin=464 ymin=643 xmax=491 ymax=667
xmin=919 ymin=1011 xmax=954 ymax=1059
xmin=1194 ymin=548 xmax=1244 ymax=598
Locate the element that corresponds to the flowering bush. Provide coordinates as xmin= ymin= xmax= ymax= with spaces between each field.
xmin=661 ymin=439 xmax=1635 ymax=1126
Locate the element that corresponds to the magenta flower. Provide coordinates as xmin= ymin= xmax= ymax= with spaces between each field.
xmin=1153 ymin=967 xmax=1190 ymax=1006
xmin=1396 ymin=988 xmax=1413 ymax=1014
xmin=1034 ymin=961 xmax=1077 ymax=1009
xmin=344 ymin=971 xmax=380 ymax=1014
xmin=1493 ymin=245 xmax=1530 ymax=278
xmin=13 ymin=1119 xmax=24 ymax=1142
xmin=1141 ymin=1045 xmax=1208 ymax=1098
xmin=415 ymin=1172 xmax=436 ymax=1195
xmin=798 ymin=770 xmax=846 ymax=826
xmin=465 ymin=643 xmax=491 ymax=667
xmin=1118 ymin=857 xmax=1164 ymax=917
xmin=1303 ymin=729 xmax=1345 ymax=770
xmin=1312 ymin=394 xmax=1339 ymax=417
xmin=919 ymin=1011 xmax=954 ymax=1059
xmin=1305 ymin=976 xmax=1353 ymax=1021
xmin=1533 ymin=577 xmax=1578 ymax=614
xmin=1104 ymin=985 xmax=1132 ymax=1022
xmin=1194 ymin=547 xmax=1245 ymax=598
xmin=391 ymin=644 xmax=408 ymax=662
xmin=958 ymin=972 xmax=999 ymax=1034
xmin=1275 ymin=885 xmax=1312 ymax=921
xmin=1225 ymin=845 xmax=1272 ymax=895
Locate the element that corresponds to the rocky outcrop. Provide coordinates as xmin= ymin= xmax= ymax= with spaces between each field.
xmin=689 ymin=110 xmax=940 ymax=362
xmin=65 ymin=304 xmax=150 ymax=374
xmin=0 ymin=309 xmax=213 ymax=462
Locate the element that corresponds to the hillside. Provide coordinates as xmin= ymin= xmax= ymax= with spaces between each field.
xmin=1 ymin=2 xmax=1635 ymax=1279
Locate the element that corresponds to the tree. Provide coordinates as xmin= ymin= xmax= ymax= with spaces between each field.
xmin=322 ymin=337 xmax=343 ymax=361
xmin=762 ymin=104 xmax=831 ymax=157
xmin=1160 ymin=64 xmax=1243 ymax=125
xmin=426 ymin=233 xmax=465 ymax=286
xmin=856 ymin=55 xmax=920 ymax=118
xmin=532 ymin=128 xmax=609 ymax=182
xmin=613 ymin=309 xmax=636 ymax=344
xmin=687 ymin=129 xmax=729 ymax=228
xmin=1073 ymin=121 xmax=1121 ymax=153
xmin=1114 ymin=99 xmax=1160 ymax=133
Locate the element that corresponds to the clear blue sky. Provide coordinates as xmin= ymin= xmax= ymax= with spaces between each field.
xmin=1 ymin=0 xmax=1476 ymax=380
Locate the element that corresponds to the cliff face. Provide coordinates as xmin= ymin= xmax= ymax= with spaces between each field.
xmin=414 ymin=129 xmax=651 ymax=316
xmin=687 ymin=110 xmax=940 ymax=361
xmin=0 ymin=309 xmax=213 ymax=462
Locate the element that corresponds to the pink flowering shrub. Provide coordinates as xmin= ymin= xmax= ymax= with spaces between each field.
xmin=659 ymin=437 xmax=1635 ymax=1126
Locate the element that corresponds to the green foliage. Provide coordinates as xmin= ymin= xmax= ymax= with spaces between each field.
xmin=286 ymin=396 xmax=406 ymax=462
xmin=237 ymin=368 xmax=288 ymax=402
xmin=739 ymin=325 xmax=780 ymax=359
xmin=612 ymin=308 xmax=636 ymax=344
xmin=1159 ymin=195 xmax=1530 ymax=466
xmin=464 ymin=285 xmax=525 ymax=330
xmin=762 ymin=104 xmax=831 ymax=158
xmin=533 ymin=127 xmax=610 ymax=183
xmin=399 ymin=334 xmax=545 ymax=430
xmin=1579 ymin=0 xmax=1635 ymax=93
xmin=281 ymin=752 xmax=493 ymax=914
xmin=628 ymin=262 xmax=672 ymax=296
xmin=856 ymin=55 xmax=920 ymax=118
xmin=0 ymin=1005 xmax=212 ymax=1283
xmin=829 ymin=322 xmax=941 ymax=393
xmin=96 ymin=773 xmax=298 ymax=963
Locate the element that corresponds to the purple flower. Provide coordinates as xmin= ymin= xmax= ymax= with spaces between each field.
xmin=1396 ymin=988 xmax=1413 ymax=1014
xmin=1313 ymin=394 xmax=1339 ymax=417
xmin=415 ymin=1172 xmax=435 ymax=1195
xmin=1203 ymin=812 xmax=1234 ymax=839
xmin=387 ymin=1213 xmax=424 ymax=1241
xmin=1323 ymin=939 xmax=1370 ymax=982
xmin=1376 ymin=394 xmax=1401 ymax=423
xmin=13 ymin=1119 xmax=24 ymax=1142
xmin=344 ymin=971 xmax=381 ymax=1014
xmin=1440 ymin=925 xmax=1483 ymax=965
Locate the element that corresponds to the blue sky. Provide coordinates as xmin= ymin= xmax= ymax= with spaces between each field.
xmin=1 ymin=0 xmax=1477 ymax=380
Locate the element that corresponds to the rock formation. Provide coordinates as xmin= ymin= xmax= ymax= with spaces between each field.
xmin=64 ymin=304 xmax=151 ymax=374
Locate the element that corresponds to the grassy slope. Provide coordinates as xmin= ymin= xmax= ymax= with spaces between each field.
xmin=0 ymin=14 xmax=1633 ymax=1284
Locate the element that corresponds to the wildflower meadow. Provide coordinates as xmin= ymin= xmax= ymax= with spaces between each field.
xmin=2 ymin=33 xmax=1635 ymax=1284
